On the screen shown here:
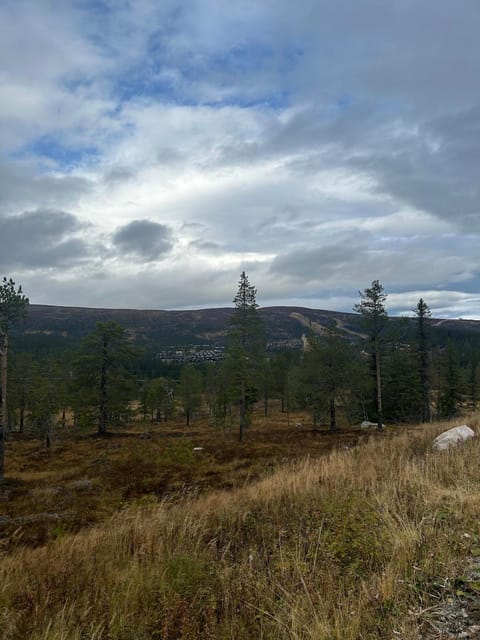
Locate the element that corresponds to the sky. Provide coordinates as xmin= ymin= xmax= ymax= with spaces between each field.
xmin=1 ymin=0 xmax=480 ymax=318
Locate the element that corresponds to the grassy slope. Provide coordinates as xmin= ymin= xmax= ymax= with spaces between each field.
xmin=2 ymin=416 xmax=480 ymax=639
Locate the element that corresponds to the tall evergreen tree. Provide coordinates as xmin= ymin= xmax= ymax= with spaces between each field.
xmin=225 ymin=271 xmax=264 ymax=442
xmin=74 ymin=322 xmax=137 ymax=434
xmin=27 ymin=359 xmax=61 ymax=448
xmin=0 ymin=277 xmax=28 ymax=483
xmin=354 ymin=280 xmax=387 ymax=431
xmin=438 ymin=341 xmax=464 ymax=418
xmin=382 ymin=342 xmax=421 ymax=423
xmin=302 ymin=325 xmax=365 ymax=431
xmin=415 ymin=298 xmax=432 ymax=422
xmin=270 ymin=350 xmax=300 ymax=413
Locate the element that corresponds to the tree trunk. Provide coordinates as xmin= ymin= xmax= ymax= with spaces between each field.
xmin=239 ymin=380 xmax=246 ymax=442
xmin=375 ymin=339 xmax=384 ymax=431
xmin=0 ymin=331 xmax=7 ymax=483
xmin=329 ymin=397 xmax=337 ymax=432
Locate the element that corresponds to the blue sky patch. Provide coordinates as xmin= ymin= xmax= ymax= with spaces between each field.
xmin=14 ymin=136 xmax=99 ymax=171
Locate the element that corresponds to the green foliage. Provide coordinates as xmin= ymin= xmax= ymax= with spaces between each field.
xmin=142 ymin=377 xmax=175 ymax=422
xmin=354 ymin=280 xmax=388 ymax=331
xmin=354 ymin=280 xmax=388 ymax=428
xmin=415 ymin=298 xmax=432 ymax=422
xmin=269 ymin=350 xmax=301 ymax=413
xmin=73 ymin=321 xmax=138 ymax=433
xmin=177 ymin=364 xmax=203 ymax=426
xmin=438 ymin=341 xmax=465 ymax=418
xmin=165 ymin=554 xmax=217 ymax=599
xmin=27 ymin=359 xmax=60 ymax=445
xmin=382 ymin=344 xmax=422 ymax=423
xmin=225 ymin=271 xmax=265 ymax=441
xmin=301 ymin=325 xmax=367 ymax=430
xmin=319 ymin=493 xmax=389 ymax=576
xmin=0 ymin=276 xmax=29 ymax=481
xmin=0 ymin=277 xmax=29 ymax=333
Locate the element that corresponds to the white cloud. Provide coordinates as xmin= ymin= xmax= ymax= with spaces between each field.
xmin=1 ymin=0 xmax=480 ymax=318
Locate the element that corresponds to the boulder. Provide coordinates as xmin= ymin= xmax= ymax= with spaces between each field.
xmin=432 ymin=425 xmax=475 ymax=451
xmin=361 ymin=421 xmax=379 ymax=429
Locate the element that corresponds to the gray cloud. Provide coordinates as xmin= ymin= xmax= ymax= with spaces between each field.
xmin=269 ymin=230 xmax=480 ymax=294
xmin=0 ymin=209 xmax=90 ymax=269
xmin=112 ymin=220 xmax=173 ymax=261
xmin=0 ymin=161 xmax=92 ymax=212
xmin=189 ymin=239 xmax=223 ymax=251
xmin=356 ymin=107 xmax=480 ymax=230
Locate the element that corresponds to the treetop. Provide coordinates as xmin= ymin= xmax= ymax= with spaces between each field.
xmin=0 ymin=277 xmax=29 ymax=332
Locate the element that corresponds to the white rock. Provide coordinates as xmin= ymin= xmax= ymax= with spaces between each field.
xmin=432 ymin=425 xmax=475 ymax=451
xmin=361 ymin=421 xmax=378 ymax=429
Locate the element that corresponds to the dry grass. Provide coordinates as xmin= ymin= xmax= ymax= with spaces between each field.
xmin=1 ymin=409 xmax=480 ymax=639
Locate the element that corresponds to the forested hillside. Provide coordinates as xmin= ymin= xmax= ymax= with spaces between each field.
xmin=15 ymin=301 xmax=480 ymax=352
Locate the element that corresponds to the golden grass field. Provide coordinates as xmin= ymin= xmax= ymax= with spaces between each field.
xmin=1 ymin=406 xmax=480 ymax=639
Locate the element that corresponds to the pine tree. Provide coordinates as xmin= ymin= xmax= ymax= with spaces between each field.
xmin=74 ymin=322 xmax=137 ymax=434
xmin=27 ymin=358 xmax=61 ymax=448
xmin=225 ymin=271 xmax=264 ymax=442
xmin=142 ymin=377 xmax=174 ymax=423
xmin=354 ymin=280 xmax=387 ymax=430
xmin=0 ymin=277 xmax=28 ymax=483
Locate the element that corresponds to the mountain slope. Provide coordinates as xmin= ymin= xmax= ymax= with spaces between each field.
xmin=15 ymin=303 xmax=480 ymax=352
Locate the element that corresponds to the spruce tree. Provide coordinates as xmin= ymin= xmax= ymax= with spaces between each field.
xmin=225 ymin=271 xmax=264 ymax=442
xmin=354 ymin=280 xmax=387 ymax=430
xmin=302 ymin=325 xmax=364 ymax=431
xmin=414 ymin=298 xmax=432 ymax=422
xmin=438 ymin=341 xmax=464 ymax=418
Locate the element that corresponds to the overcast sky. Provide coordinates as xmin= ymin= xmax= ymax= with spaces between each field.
xmin=1 ymin=1 xmax=480 ymax=317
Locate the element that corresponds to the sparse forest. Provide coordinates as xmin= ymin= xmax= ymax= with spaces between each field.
xmin=2 ymin=274 xmax=480 ymax=639
xmin=2 ymin=274 xmax=479 ymax=454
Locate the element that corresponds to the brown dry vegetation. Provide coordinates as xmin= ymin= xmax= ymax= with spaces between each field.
xmin=1 ymin=408 xmax=480 ymax=639
xmin=0 ymin=404 xmax=362 ymax=549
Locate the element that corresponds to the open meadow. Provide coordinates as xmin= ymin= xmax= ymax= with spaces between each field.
xmin=2 ymin=407 xmax=480 ymax=639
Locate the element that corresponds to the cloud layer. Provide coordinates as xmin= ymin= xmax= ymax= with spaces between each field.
xmin=1 ymin=1 xmax=480 ymax=318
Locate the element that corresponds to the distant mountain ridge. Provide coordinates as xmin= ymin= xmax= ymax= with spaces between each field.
xmin=17 ymin=304 xmax=480 ymax=352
